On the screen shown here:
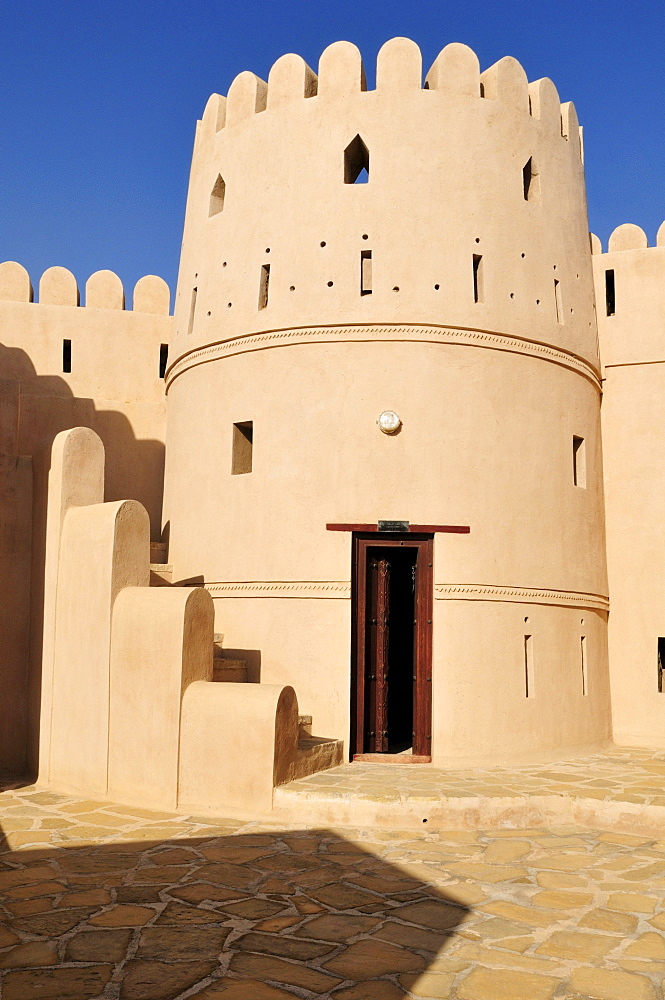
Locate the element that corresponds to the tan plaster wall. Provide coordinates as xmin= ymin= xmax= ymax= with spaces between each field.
xmin=0 ymin=268 xmax=171 ymax=534
xmin=0 ymin=264 xmax=171 ymax=776
xmin=0 ymin=381 xmax=32 ymax=772
xmin=595 ymin=227 xmax=665 ymax=746
xmin=163 ymin=40 xmax=610 ymax=763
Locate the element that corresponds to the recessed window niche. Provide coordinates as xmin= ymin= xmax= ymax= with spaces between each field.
xmin=231 ymin=421 xmax=253 ymax=475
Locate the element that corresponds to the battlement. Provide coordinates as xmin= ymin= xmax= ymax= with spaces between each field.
xmin=0 ymin=261 xmax=171 ymax=314
xmin=198 ymin=39 xmax=582 ymax=157
xmin=592 ymin=222 xmax=665 ymax=370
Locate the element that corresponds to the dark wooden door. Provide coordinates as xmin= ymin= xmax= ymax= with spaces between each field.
xmin=366 ymin=555 xmax=390 ymax=752
xmin=352 ymin=534 xmax=433 ymax=759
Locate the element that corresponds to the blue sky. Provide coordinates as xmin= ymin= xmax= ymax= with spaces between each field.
xmin=1 ymin=0 xmax=664 ymax=297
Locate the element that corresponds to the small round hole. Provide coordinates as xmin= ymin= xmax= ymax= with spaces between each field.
xmin=521 ymin=253 xmax=525 ymax=258
xmin=327 ymin=281 xmax=333 ymax=287
xmin=570 ymin=307 xmax=574 ymax=313
xmin=434 ymin=284 xmax=440 ymax=290
xmin=536 ymin=299 xmax=540 ymax=305
xmin=393 ymin=286 xmax=400 ymax=292
xmin=422 ymin=818 xmax=428 ymax=824
xmin=320 ymin=241 xmax=326 ymax=248
xmin=553 ymin=264 xmax=557 ymax=270
xmin=475 ymin=237 xmax=480 ymax=243
xmin=362 ymin=234 xmax=369 ymax=240
xmin=510 ymin=292 xmax=514 ymax=299
xmin=524 ymin=616 xmax=529 ymax=622
xmin=290 ymin=285 xmax=295 ymax=291
xmin=207 ymin=310 xmax=211 ymax=316
xmin=227 ymin=302 xmax=232 ymax=308
xmin=222 ymin=261 xmax=227 ymax=268
xmin=265 ymin=248 xmax=271 ymax=253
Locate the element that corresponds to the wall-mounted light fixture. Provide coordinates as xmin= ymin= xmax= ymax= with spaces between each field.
xmin=377 ymin=410 xmax=402 ymax=435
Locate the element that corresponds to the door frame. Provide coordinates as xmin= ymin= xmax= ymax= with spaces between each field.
xmin=350 ymin=533 xmax=434 ymax=761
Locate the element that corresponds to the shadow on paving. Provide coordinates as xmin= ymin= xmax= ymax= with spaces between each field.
xmin=0 ymin=820 xmax=471 ymax=1000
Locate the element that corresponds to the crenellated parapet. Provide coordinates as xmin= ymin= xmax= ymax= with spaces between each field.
xmin=0 ymin=261 xmax=170 ymax=314
xmin=171 ymin=38 xmax=595 ymax=383
xmin=592 ymin=223 xmax=665 ymax=368
xmin=198 ymin=40 xmax=581 ymax=150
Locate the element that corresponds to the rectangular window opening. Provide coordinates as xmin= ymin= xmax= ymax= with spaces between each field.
xmin=658 ymin=638 xmax=665 ymax=693
xmin=605 ymin=269 xmax=615 ymax=317
xmin=360 ymin=250 xmax=372 ymax=295
xmin=581 ymin=636 xmax=588 ymax=696
xmin=573 ymin=435 xmax=586 ymax=488
xmin=187 ymin=287 xmax=197 ymax=336
xmin=473 ymin=254 xmax=484 ymax=303
xmin=258 ymin=264 xmax=270 ymax=310
xmin=232 ymin=421 xmax=253 ymax=475
xmin=524 ymin=634 xmax=533 ymax=698
xmin=159 ymin=343 xmax=169 ymax=380
xmin=554 ymin=278 xmax=563 ymax=324
xmin=62 ymin=339 xmax=71 ymax=374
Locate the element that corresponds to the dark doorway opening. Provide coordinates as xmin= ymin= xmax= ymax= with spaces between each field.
xmin=351 ymin=534 xmax=433 ymax=760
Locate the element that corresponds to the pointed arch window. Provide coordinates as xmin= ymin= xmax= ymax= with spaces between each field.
xmin=209 ymin=174 xmax=226 ymax=216
xmin=344 ymin=135 xmax=369 ymax=184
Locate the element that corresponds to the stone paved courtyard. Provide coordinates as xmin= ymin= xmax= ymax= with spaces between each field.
xmin=1 ymin=771 xmax=665 ymax=999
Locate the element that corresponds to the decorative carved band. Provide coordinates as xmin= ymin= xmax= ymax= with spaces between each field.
xmin=204 ymin=580 xmax=609 ymax=609
xmin=435 ymin=584 xmax=609 ymax=610
xmin=205 ymin=581 xmax=351 ymax=599
xmin=166 ymin=323 xmax=601 ymax=389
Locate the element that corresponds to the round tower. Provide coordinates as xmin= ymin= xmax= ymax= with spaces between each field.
xmin=162 ymin=39 xmax=610 ymax=764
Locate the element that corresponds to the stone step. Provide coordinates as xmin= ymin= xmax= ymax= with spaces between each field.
xmin=212 ymin=659 xmax=248 ymax=682
xmin=150 ymin=564 xmax=173 ymax=587
xmin=293 ymin=736 xmax=344 ymax=778
xmin=150 ymin=542 xmax=168 ymax=564
xmin=298 ymin=714 xmax=313 ymax=736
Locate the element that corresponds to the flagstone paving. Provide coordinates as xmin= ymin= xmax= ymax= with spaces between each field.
xmin=1 ymin=780 xmax=665 ymax=998
xmin=274 ymin=746 xmax=665 ymax=832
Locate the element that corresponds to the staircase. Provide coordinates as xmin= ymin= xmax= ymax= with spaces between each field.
xmin=149 ymin=545 xmax=344 ymax=781
xmin=211 ymin=633 xmax=343 ymax=775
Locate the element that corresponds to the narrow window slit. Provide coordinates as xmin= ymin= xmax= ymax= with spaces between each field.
xmin=573 ymin=436 xmax=586 ymax=488
xmin=62 ymin=339 xmax=72 ymax=374
xmin=581 ymin=636 xmax=588 ymax=696
xmin=473 ymin=254 xmax=484 ymax=303
xmin=524 ymin=635 xmax=533 ymax=698
xmin=522 ymin=157 xmax=540 ymax=202
xmin=605 ymin=269 xmax=615 ymax=316
xmin=360 ymin=250 xmax=372 ymax=295
xmin=554 ymin=279 xmax=563 ymax=323
xmin=231 ymin=421 xmax=253 ymax=475
xmin=159 ymin=344 xmax=169 ymax=379
xmin=258 ymin=264 xmax=270 ymax=310
xmin=659 ymin=638 xmax=665 ymax=693
xmin=344 ymin=135 xmax=369 ymax=184
xmin=187 ymin=287 xmax=197 ymax=336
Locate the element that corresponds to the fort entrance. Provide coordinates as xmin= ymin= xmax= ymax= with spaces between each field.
xmin=351 ymin=534 xmax=433 ymax=761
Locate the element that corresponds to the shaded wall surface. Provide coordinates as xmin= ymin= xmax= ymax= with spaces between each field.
xmin=0 ymin=263 xmax=172 ymax=776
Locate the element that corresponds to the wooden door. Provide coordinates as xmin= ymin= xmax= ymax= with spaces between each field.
xmin=366 ymin=554 xmax=390 ymax=752
xmin=351 ymin=534 xmax=433 ymax=760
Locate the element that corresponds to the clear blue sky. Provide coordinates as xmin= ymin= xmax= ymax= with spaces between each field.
xmin=1 ymin=0 xmax=664 ymax=298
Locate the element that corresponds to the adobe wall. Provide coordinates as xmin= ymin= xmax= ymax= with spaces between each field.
xmin=163 ymin=39 xmax=611 ymax=764
xmin=0 ymin=262 xmax=172 ymax=775
xmin=594 ymin=223 xmax=665 ymax=748
xmin=0 ymin=262 xmax=171 ymax=534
